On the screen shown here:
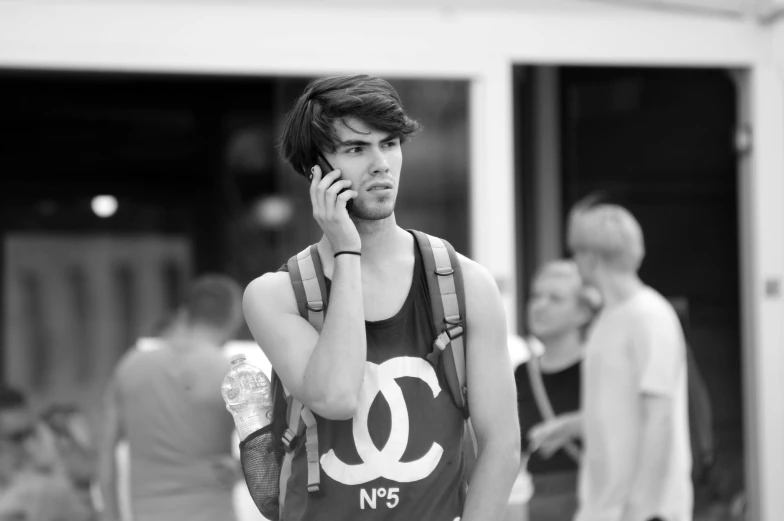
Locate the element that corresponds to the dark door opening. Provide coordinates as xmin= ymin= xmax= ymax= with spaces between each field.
xmin=514 ymin=65 xmax=744 ymax=513
xmin=0 ymin=69 xmax=471 ymax=418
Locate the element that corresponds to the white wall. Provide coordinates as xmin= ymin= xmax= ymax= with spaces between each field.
xmin=0 ymin=1 xmax=762 ymax=73
xmin=773 ymin=12 xmax=784 ymax=57
xmin=735 ymin=63 xmax=784 ymax=521
xmin=745 ymin=17 xmax=784 ymax=521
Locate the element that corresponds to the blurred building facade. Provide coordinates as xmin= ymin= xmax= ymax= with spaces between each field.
xmin=1 ymin=1 xmax=783 ymax=519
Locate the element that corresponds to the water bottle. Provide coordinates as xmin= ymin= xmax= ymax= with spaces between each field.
xmin=221 ymin=356 xmax=273 ymax=441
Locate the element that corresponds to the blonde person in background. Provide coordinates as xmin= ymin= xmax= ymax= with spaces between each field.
xmin=568 ymin=198 xmax=692 ymax=521
xmin=515 ymin=260 xmax=600 ymax=521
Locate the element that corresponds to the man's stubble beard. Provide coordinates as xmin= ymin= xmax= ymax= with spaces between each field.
xmin=349 ymin=196 xmax=396 ymax=221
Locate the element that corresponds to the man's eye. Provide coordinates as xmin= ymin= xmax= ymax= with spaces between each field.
xmin=383 ymin=140 xmax=399 ymax=148
xmin=346 ymin=147 xmax=363 ymax=154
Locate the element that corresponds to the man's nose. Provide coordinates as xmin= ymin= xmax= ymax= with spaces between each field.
xmin=369 ymin=147 xmax=390 ymax=174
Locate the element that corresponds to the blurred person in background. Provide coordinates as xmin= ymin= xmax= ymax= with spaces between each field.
xmin=516 ymin=260 xmax=599 ymax=521
xmin=0 ymin=386 xmax=94 ymax=521
xmin=243 ymin=74 xmax=520 ymax=521
xmin=99 ymin=274 xmax=244 ymax=521
xmin=568 ymin=199 xmax=692 ymax=521
xmin=38 ymin=403 xmax=99 ymax=514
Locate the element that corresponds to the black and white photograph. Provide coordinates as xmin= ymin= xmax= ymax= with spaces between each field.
xmin=1 ymin=1 xmax=782 ymax=520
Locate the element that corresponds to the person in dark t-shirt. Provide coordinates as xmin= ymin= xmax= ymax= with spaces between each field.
xmin=515 ymin=260 xmax=599 ymax=521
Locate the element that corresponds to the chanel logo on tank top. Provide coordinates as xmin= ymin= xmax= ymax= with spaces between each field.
xmin=320 ymin=357 xmax=443 ymax=485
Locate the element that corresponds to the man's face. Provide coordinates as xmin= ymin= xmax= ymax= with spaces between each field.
xmin=323 ymin=117 xmax=403 ymax=221
xmin=527 ymin=273 xmax=588 ymax=340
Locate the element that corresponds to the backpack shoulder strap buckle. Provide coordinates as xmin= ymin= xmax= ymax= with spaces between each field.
xmin=287 ymin=244 xmax=328 ymax=333
xmin=446 ymin=324 xmax=464 ymax=339
xmin=281 ymin=429 xmax=297 ymax=451
xmin=444 ymin=315 xmax=462 ymax=327
xmin=305 ymin=302 xmax=324 ymax=313
xmin=282 ymin=398 xmax=305 ymax=453
xmin=435 ymin=324 xmax=465 ymax=351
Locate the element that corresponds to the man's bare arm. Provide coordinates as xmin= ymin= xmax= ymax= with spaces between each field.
xmin=243 ymin=254 xmax=366 ymax=421
xmin=624 ymin=307 xmax=685 ymax=519
xmin=97 ymin=380 xmax=124 ymax=521
xmin=459 ymin=257 xmax=521 ymax=521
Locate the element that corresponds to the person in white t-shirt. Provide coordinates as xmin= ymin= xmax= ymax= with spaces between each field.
xmin=567 ymin=199 xmax=693 ymax=521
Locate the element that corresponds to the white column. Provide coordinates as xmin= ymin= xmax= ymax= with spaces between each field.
xmin=470 ymin=62 xmax=517 ymax=333
xmin=739 ymin=63 xmax=784 ymax=521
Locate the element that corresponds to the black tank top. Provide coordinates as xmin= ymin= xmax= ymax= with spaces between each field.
xmin=282 ymin=239 xmax=467 ymax=521
xmin=515 ymin=360 xmax=581 ymax=475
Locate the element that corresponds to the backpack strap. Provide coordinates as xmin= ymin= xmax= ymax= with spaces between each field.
xmin=282 ymin=398 xmax=304 ymax=451
xmin=287 ymin=245 xmax=328 ymax=333
xmin=272 ymin=371 xmax=294 ymax=512
xmin=282 ymin=244 xmax=329 ymax=494
xmin=526 ymin=350 xmax=582 ymax=464
xmin=300 ymin=408 xmax=321 ymax=493
xmin=410 ymin=230 xmax=469 ymax=417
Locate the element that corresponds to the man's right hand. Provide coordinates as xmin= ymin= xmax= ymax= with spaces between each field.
xmin=244 ymin=163 xmax=367 ymax=421
xmin=310 ymin=165 xmax=360 ymax=252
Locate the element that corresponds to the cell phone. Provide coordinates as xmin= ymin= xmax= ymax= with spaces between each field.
xmin=314 ymin=153 xmax=353 ymax=213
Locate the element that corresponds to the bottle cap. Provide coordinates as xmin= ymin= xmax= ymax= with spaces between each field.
xmin=230 ymin=354 xmax=247 ymax=365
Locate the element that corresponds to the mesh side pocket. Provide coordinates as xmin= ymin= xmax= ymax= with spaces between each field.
xmin=240 ymin=424 xmax=281 ymax=521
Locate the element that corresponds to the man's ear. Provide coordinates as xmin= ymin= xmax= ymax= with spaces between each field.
xmin=587 ymin=252 xmax=602 ymax=272
xmin=581 ymin=286 xmax=603 ymax=310
xmin=577 ymin=286 xmax=602 ymax=327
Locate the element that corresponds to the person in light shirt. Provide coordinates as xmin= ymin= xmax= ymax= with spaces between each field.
xmin=99 ymin=275 xmax=244 ymax=521
xmin=568 ymin=198 xmax=692 ymax=521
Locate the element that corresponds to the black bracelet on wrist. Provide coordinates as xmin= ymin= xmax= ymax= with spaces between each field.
xmin=334 ymin=250 xmax=362 ymax=258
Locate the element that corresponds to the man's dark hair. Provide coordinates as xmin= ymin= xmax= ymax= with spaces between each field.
xmin=182 ymin=274 xmax=242 ymax=330
xmin=279 ymin=75 xmax=422 ymax=178
xmin=0 ymin=386 xmax=26 ymax=411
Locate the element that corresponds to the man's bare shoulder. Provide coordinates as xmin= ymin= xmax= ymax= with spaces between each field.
xmin=456 ymin=253 xmax=500 ymax=293
xmin=243 ymin=270 xmax=299 ymax=317
xmin=454 ymin=253 xmax=507 ymax=328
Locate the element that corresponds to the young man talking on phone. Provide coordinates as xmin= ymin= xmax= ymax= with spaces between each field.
xmin=243 ymin=75 xmax=520 ymax=521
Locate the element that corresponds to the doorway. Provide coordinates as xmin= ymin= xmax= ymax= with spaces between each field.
xmin=514 ymin=65 xmax=745 ymax=514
